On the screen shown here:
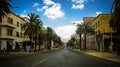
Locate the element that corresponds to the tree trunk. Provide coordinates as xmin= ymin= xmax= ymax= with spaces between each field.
xmin=34 ymin=39 xmax=37 ymax=52
xmin=38 ymin=43 xmax=41 ymax=51
xmin=84 ymin=31 xmax=86 ymax=52
xmin=79 ymin=34 xmax=81 ymax=50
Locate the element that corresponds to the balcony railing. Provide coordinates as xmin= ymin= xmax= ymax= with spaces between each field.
xmin=0 ymin=34 xmax=15 ymax=40
xmin=0 ymin=22 xmax=16 ymax=28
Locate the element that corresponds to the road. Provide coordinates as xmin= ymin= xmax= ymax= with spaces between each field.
xmin=0 ymin=48 xmax=120 ymax=67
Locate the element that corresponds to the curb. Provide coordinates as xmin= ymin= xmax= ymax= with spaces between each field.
xmin=71 ymin=49 xmax=120 ymax=64
xmin=0 ymin=48 xmax=60 ymax=57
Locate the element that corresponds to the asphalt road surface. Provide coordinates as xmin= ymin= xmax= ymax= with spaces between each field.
xmin=0 ymin=48 xmax=120 ymax=67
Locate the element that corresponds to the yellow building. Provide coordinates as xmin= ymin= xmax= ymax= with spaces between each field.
xmin=92 ymin=14 xmax=115 ymax=52
xmin=0 ymin=11 xmax=29 ymax=51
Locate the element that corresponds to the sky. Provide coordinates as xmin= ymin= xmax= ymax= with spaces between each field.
xmin=11 ymin=0 xmax=113 ymax=42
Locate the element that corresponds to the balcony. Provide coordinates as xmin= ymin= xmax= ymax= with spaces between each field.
xmin=0 ymin=22 xmax=16 ymax=29
xmin=0 ymin=34 xmax=15 ymax=40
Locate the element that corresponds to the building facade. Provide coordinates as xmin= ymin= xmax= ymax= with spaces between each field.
xmin=0 ymin=11 xmax=29 ymax=51
xmin=91 ymin=14 xmax=115 ymax=52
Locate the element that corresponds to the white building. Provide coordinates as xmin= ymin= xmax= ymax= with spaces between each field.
xmin=0 ymin=11 xmax=29 ymax=51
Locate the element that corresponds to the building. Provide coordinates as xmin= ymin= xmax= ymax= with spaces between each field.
xmin=0 ymin=11 xmax=29 ymax=51
xmin=91 ymin=14 xmax=116 ymax=52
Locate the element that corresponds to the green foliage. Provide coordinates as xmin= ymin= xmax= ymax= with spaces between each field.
xmin=0 ymin=0 xmax=12 ymax=21
xmin=110 ymin=0 xmax=120 ymax=33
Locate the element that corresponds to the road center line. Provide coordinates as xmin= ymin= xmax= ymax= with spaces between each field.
xmin=32 ymin=53 xmax=58 ymax=67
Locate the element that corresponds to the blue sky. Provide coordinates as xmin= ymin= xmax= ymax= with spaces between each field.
xmin=11 ymin=0 xmax=113 ymax=41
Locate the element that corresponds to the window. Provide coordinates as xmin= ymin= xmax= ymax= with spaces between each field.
xmin=96 ymin=23 xmax=97 ymax=28
xmin=93 ymin=25 xmax=95 ymax=29
xmin=7 ymin=29 xmax=13 ymax=36
xmin=16 ymin=22 xmax=19 ymax=27
xmin=20 ymin=33 xmax=22 ymax=37
xmin=8 ymin=17 xmax=13 ymax=24
xmin=21 ymin=23 xmax=22 ymax=27
xmin=97 ymin=21 xmax=100 ymax=27
xmin=16 ymin=32 xmax=19 ymax=37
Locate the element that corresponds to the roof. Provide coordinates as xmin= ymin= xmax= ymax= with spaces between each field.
xmin=9 ymin=11 xmax=28 ymax=23
xmin=83 ymin=17 xmax=95 ymax=25
xmin=92 ymin=14 xmax=111 ymax=23
xmin=83 ymin=17 xmax=95 ymax=24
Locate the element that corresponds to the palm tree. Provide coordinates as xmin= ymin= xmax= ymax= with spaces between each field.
xmin=0 ymin=0 xmax=12 ymax=21
xmin=34 ymin=19 xmax=43 ymax=51
xmin=76 ymin=24 xmax=84 ymax=50
xmin=38 ymin=27 xmax=46 ymax=51
xmin=46 ymin=27 xmax=54 ymax=50
xmin=76 ymin=22 xmax=94 ymax=51
xmin=22 ymin=13 xmax=42 ymax=51
xmin=83 ymin=22 xmax=94 ymax=52
xmin=53 ymin=34 xmax=62 ymax=48
xmin=67 ymin=35 xmax=77 ymax=49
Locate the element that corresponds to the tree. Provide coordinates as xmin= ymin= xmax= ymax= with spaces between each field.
xmin=33 ymin=19 xmax=43 ymax=51
xmin=38 ymin=27 xmax=46 ymax=51
xmin=76 ymin=24 xmax=84 ymax=50
xmin=67 ymin=35 xmax=77 ymax=49
xmin=0 ymin=0 xmax=12 ymax=21
xmin=76 ymin=22 xmax=94 ymax=51
xmin=52 ymin=34 xmax=62 ymax=48
xmin=83 ymin=22 xmax=94 ymax=52
xmin=110 ymin=0 xmax=120 ymax=53
xmin=22 ymin=13 xmax=42 ymax=51
xmin=110 ymin=0 xmax=120 ymax=33
xmin=46 ymin=27 xmax=54 ymax=50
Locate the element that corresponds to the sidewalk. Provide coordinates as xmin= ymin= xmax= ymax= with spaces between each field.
xmin=73 ymin=49 xmax=120 ymax=64
xmin=0 ymin=48 xmax=60 ymax=57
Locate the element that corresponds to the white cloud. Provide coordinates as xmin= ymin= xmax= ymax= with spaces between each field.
xmin=43 ymin=3 xmax=64 ymax=19
xmin=72 ymin=20 xmax=83 ymax=24
xmin=20 ymin=14 xmax=28 ymax=18
xmin=37 ymin=6 xmax=48 ymax=12
xmin=33 ymin=2 xmax=39 ymax=7
xmin=23 ymin=10 xmax=26 ymax=13
xmin=72 ymin=4 xmax=84 ymax=9
xmin=43 ymin=6 xmax=48 ymax=9
xmin=71 ymin=0 xmax=86 ymax=10
xmin=54 ymin=25 xmax=77 ymax=39
xmin=37 ymin=7 xmax=42 ymax=12
xmin=72 ymin=0 xmax=85 ymax=3
xmin=96 ymin=11 xmax=102 ymax=16
xmin=20 ymin=10 xmax=28 ymax=18
xmin=40 ymin=0 xmax=65 ymax=19
xmin=43 ymin=0 xmax=55 ymax=5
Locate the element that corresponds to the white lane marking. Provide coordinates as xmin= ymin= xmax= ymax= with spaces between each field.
xmin=32 ymin=53 xmax=57 ymax=67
